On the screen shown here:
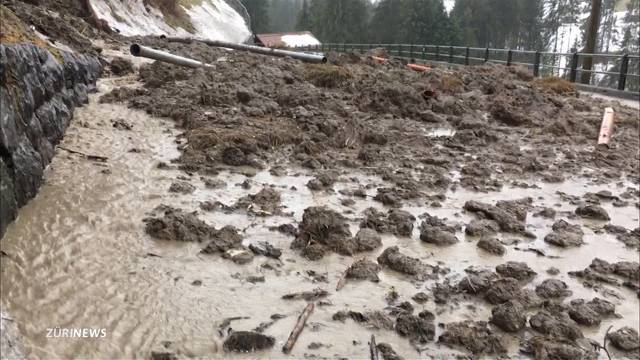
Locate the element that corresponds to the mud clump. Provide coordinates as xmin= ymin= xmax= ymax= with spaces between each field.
xmin=521 ymin=336 xmax=597 ymax=360
xmin=544 ymin=220 xmax=584 ymax=247
xmin=495 ymin=261 xmax=537 ymax=282
xmin=532 ymin=77 xmax=576 ymax=95
xmin=282 ymin=288 xmax=329 ymax=302
xmin=377 ymin=343 xmax=404 ymax=360
xmin=575 ymin=204 xmax=610 ymax=221
xmin=438 ymin=321 xmax=507 ymax=355
xmin=360 ymin=208 xmax=415 ymax=237
xmin=529 ymin=311 xmax=583 ymax=341
xmin=477 ymin=237 xmax=506 ymax=255
xmin=419 ymin=213 xmax=459 ymax=246
xmin=607 ymin=327 xmax=640 ymax=352
xmin=293 ymin=206 xmax=379 ymax=260
xmin=567 ymin=297 xmax=615 ymax=326
xmin=109 ymin=57 xmax=134 ymax=76
xmin=354 ymin=228 xmax=382 ymax=251
xmin=535 ymin=279 xmax=572 ymax=298
xmin=377 ymin=246 xmax=433 ymax=280
xmin=490 ymin=300 xmax=526 ymax=332
xmin=248 ymin=241 xmax=282 ymax=259
xmin=463 ymin=200 xmax=526 ymax=234
xmin=236 ymin=187 xmax=282 ymax=215
xmin=223 ymin=331 xmax=275 ymax=352
xmin=395 ymin=314 xmax=435 ymax=343
xmin=346 ymin=258 xmax=381 ymax=282
xmin=465 ymin=219 xmax=499 ymax=237
xmin=304 ymin=64 xmax=352 ymax=88
xmin=168 ymin=181 xmax=195 ymax=194
xmin=144 ymin=206 xmax=216 ymax=243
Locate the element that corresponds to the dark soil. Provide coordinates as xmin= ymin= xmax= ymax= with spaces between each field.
xmin=223 ymin=331 xmax=275 ymax=352
xmin=438 ymin=320 xmax=507 ymax=355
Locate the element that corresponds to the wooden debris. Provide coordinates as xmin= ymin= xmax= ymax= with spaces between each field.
xmin=282 ymin=303 xmax=314 ymax=354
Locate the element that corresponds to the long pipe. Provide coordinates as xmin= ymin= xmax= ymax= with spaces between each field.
xmin=163 ymin=37 xmax=327 ymax=64
xmin=130 ymin=44 xmax=214 ymax=68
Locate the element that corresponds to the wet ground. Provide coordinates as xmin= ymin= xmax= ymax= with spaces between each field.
xmin=1 ymin=42 xmax=639 ymax=359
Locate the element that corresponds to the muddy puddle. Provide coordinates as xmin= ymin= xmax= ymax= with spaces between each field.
xmin=1 ymin=65 xmax=639 ymax=359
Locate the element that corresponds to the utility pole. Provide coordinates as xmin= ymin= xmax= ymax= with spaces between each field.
xmin=581 ymin=0 xmax=602 ymax=84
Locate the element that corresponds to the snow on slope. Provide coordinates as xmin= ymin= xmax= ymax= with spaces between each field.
xmin=281 ymin=34 xmax=320 ymax=47
xmin=89 ymin=0 xmax=251 ymax=43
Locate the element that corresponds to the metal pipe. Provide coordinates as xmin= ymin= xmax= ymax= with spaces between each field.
xmin=163 ymin=37 xmax=327 ymax=64
xmin=130 ymin=44 xmax=214 ymax=68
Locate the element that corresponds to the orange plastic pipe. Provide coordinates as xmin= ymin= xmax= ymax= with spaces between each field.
xmin=598 ymin=107 xmax=615 ymax=146
xmin=370 ymin=56 xmax=388 ymax=64
xmin=407 ymin=63 xmax=430 ymax=72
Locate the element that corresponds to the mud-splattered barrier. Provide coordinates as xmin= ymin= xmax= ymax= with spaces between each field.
xmin=0 ymin=43 xmax=101 ymax=236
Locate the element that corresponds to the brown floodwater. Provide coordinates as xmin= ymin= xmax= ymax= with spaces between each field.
xmin=1 ymin=73 xmax=638 ymax=359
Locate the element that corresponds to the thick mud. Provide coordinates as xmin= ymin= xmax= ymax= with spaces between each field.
xmin=1 ymin=42 xmax=639 ymax=360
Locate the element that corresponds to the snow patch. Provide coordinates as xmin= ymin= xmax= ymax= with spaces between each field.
xmin=89 ymin=0 xmax=250 ymax=43
xmin=281 ymin=34 xmax=321 ymax=47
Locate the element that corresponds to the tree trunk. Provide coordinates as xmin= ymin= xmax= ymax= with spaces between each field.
xmin=581 ymin=0 xmax=602 ymax=84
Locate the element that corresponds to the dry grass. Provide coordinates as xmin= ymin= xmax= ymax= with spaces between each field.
xmin=0 ymin=5 xmax=62 ymax=61
xmin=533 ymin=77 xmax=576 ymax=95
xmin=440 ymin=74 xmax=464 ymax=93
xmin=304 ymin=64 xmax=352 ymax=88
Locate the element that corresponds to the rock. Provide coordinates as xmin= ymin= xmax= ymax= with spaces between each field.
xmin=544 ymin=220 xmax=584 ymax=247
xmin=477 ymin=238 xmax=506 ymax=255
xmin=282 ymin=288 xmax=329 ymax=302
xmin=465 ymin=219 xmax=500 ymax=236
xmin=412 ymin=292 xmax=429 ymax=304
xmin=168 ymin=181 xmax=195 ymax=194
xmin=458 ymin=269 xmax=499 ymax=294
xmin=490 ymin=300 xmax=526 ymax=332
xmin=248 ymin=241 xmax=282 ymax=259
xmin=535 ymin=279 xmax=572 ymax=298
xmin=395 ymin=314 xmax=435 ymax=343
xmin=607 ymin=327 xmax=640 ymax=351
xmin=438 ymin=321 xmax=507 ymax=355
xmin=346 ymin=258 xmax=381 ymax=282
xmin=377 ymin=246 xmax=432 ymax=279
xmin=223 ymin=331 xmax=275 ymax=352
xmin=354 ymin=228 xmax=382 ymax=251
xmin=484 ymin=278 xmax=536 ymax=305
xmin=495 ymin=261 xmax=536 ymax=281
xmin=575 ymin=205 xmax=610 ymax=221
xmin=203 ymin=178 xmax=226 ymax=189
xmin=223 ymin=248 xmax=254 ymax=264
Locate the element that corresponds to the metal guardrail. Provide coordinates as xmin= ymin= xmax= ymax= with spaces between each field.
xmin=294 ymin=43 xmax=640 ymax=94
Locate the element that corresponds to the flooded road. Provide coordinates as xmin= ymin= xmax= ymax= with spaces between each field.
xmin=1 ymin=73 xmax=639 ymax=359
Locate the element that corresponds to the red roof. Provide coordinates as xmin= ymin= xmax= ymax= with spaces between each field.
xmin=255 ymin=31 xmax=320 ymax=48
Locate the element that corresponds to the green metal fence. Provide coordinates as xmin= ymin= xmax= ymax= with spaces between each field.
xmin=293 ymin=43 xmax=640 ymax=94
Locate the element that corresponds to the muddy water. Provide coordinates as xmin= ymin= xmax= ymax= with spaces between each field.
xmin=1 ymin=75 xmax=639 ymax=359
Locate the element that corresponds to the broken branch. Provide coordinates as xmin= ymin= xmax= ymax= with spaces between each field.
xmin=282 ymin=303 xmax=314 ymax=354
xmin=58 ymin=146 xmax=108 ymax=162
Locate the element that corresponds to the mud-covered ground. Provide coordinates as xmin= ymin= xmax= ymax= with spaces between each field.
xmin=95 ymin=38 xmax=640 ymax=359
xmin=2 ymin=1 xmax=640 ymax=357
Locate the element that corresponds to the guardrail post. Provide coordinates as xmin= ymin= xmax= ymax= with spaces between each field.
xmin=435 ymin=45 xmax=440 ymax=61
xmin=506 ymin=49 xmax=513 ymax=66
xmin=448 ymin=46 xmax=453 ymax=63
xmin=397 ymin=44 xmax=401 ymax=57
xmin=569 ymin=52 xmax=579 ymax=82
xmin=410 ymin=44 xmax=414 ymax=60
xmin=421 ymin=45 xmax=426 ymax=60
xmin=618 ymin=53 xmax=629 ymax=91
xmin=484 ymin=48 xmax=489 ymax=63
xmin=465 ymin=47 xmax=470 ymax=65
xmin=533 ymin=51 xmax=541 ymax=77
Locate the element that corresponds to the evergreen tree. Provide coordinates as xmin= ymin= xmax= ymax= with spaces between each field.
xmin=241 ymin=0 xmax=270 ymax=33
xmin=368 ymin=0 xmax=406 ymax=43
xmin=403 ymin=0 xmax=458 ymax=45
xmin=295 ymin=0 xmax=312 ymax=31
xmin=315 ymin=0 xmax=369 ymax=42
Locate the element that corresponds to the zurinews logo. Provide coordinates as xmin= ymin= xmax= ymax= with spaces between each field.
xmin=46 ymin=328 xmax=107 ymax=338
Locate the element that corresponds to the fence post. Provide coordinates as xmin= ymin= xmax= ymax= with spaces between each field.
xmin=506 ymin=49 xmax=513 ymax=66
xmin=569 ymin=52 xmax=579 ymax=82
xmin=484 ymin=48 xmax=489 ymax=63
xmin=422 ymin=45 xmax=426 ymax=60
xmin=465 ymin=47 xmax=470 ymax=65
xmin=618 ymin=53 xmax=629 ymax=91
xmin=435 ymin=45 xmax=440 ymax=61
xmin=448 ymin=46 xmax=453 ymax=63
xmin=533 ymin=51 xmax=541 ymax=77
xmin=397 ymin=44 xmax=402 ymax=57
xmin=410 ymin=44 xmax=414 ymax=60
